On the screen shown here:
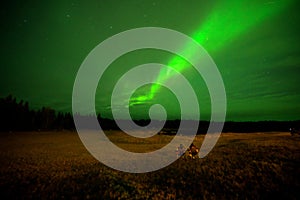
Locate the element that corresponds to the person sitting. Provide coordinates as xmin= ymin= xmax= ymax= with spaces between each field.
xmin=176 ymin=144 xmax=185 ymax=158
xmin=187 ymin=143 xmax=199 ymax=159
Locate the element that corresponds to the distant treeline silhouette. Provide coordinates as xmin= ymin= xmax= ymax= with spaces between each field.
xmin=0 ymin=95 xmax=74 ymax=131
xmin=0 ymin=95 xmax=299 ymax=133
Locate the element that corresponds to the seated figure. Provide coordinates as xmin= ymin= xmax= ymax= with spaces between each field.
xmin=176 ymin=144 xmax=185 ymax=158
xmin=187 ymin=143 xmax=199 ymax=159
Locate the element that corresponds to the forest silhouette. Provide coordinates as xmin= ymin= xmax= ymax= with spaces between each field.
xmin=0 ymin=95 xmax=299 ymax=133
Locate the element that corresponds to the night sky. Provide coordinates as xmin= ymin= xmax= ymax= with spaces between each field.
xmin=1 ymin=0 xmax=299 ymax=121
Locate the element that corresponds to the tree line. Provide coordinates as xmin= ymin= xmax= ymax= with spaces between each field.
xmin=0 ymin=95 xmax=299 ymax=132
xmin=0 ymin=95 xmax=74 ymax=131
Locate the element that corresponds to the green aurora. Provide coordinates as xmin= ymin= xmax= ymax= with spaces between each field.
xmin=1 ymin=0 xmax=300 ymax=121
xmin=131 ymin=0 xmax=293 ymax=105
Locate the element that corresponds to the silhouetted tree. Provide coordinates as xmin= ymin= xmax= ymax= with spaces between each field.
xmin=0 ymin=95 xmax=299 ymax=132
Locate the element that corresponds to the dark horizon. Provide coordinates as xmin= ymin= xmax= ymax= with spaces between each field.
xmin=1 ymin=94 xmax=300 ymax=123
xmin=1 ymin=95 xmax=299 ymax=134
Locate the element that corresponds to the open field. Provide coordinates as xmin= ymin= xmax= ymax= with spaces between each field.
xmin=0 ymin=131 xmax=299 ymax=199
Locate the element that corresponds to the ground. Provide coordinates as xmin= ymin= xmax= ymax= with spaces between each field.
xmin=0 ymin=131 xmax=299 ymax=199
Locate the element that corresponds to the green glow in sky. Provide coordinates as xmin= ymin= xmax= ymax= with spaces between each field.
xmin=130 ymin=0 xmax=293 ymax=106
xmin=1 ymin=0 xmax=299 ymax=121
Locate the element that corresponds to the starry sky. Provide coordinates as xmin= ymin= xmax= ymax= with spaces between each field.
xmin=1 ymin=0 xmax=299 ymax=121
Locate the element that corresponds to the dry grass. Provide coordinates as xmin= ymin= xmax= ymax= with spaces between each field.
xmin=0 ymin=131 xmax=299 ymax=199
